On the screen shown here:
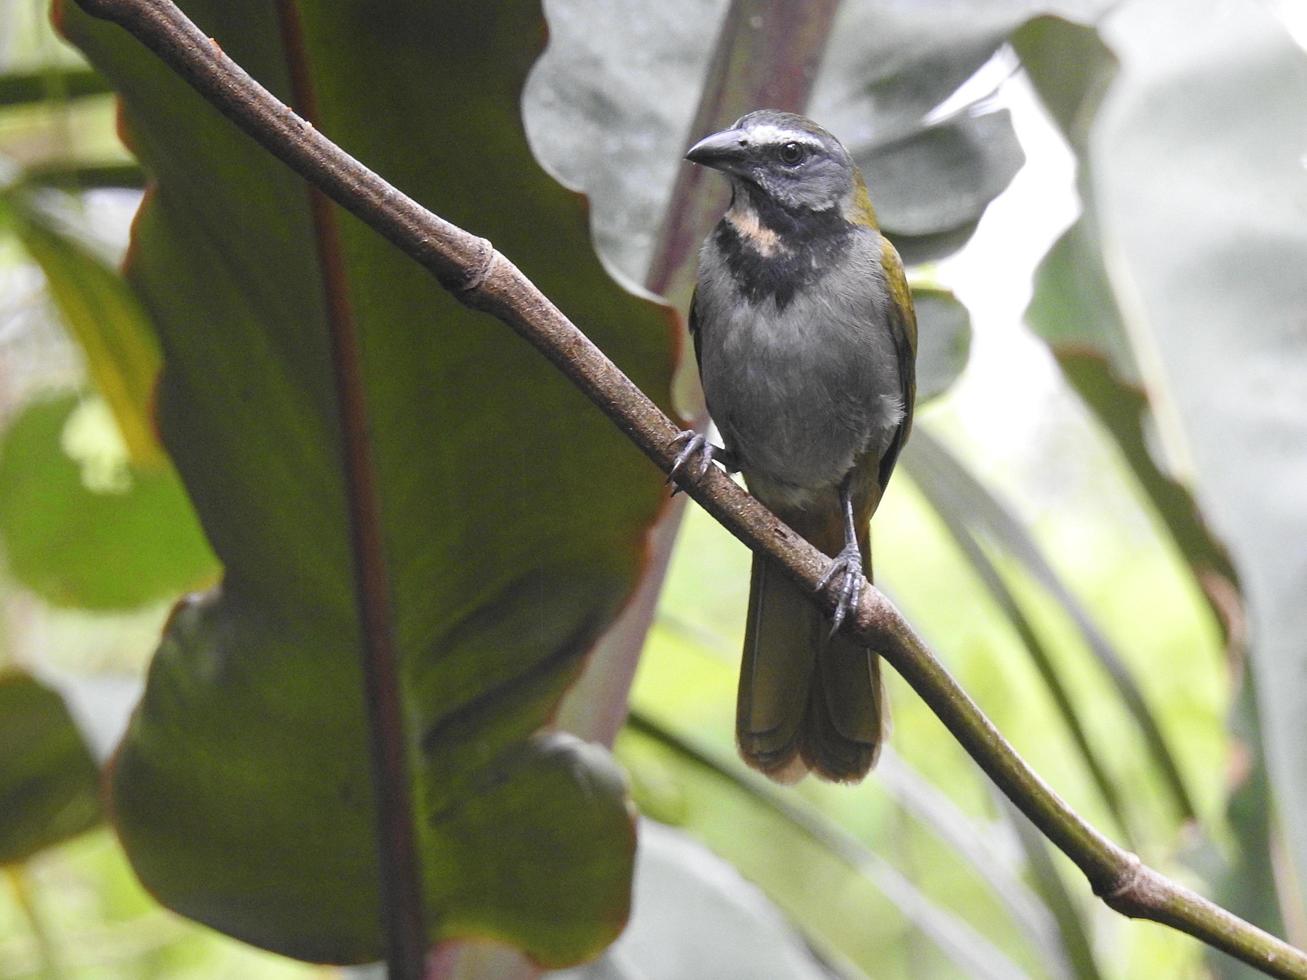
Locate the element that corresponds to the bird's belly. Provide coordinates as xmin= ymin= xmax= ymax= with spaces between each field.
xmin=699 ymin=299 xmax=901 ymax=508
xmin=713 ymin=360 xmax=865 ymax=483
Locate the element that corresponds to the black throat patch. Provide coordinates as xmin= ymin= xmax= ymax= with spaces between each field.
xmin=713 ymin=192 xmax=853 ymax=310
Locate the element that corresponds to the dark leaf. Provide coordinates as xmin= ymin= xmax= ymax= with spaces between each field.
xmin=0 ymin=670 xmax=101 ymax=865
xmin=0 ymin=67 xmax=111 ymax=107
xmin=57 ymin=0 xmax=677 ymax=964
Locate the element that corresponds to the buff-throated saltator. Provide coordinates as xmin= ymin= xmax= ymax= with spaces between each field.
xmin=670 ymin=110 xmax=917 ymax=784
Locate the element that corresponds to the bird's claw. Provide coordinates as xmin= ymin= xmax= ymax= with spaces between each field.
xmin=666 ymin=430 xmax=733 ymax=496
xmin=816 ymin=543 xmax=865 ymax=637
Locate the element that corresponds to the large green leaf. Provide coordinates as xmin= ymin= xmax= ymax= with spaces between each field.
xmin=0 ymin=393 xmax=216 ymax=609
xmin=1016 ymin=17 xmax=1242 ymax=617
xmin=0 ymin=670 xmax=101 ymax=866
xmin=527 ymin=0 xmax=1115 ymax=299
xmin=1024 ymin=0 xmax=1307 ymax=920
xmin=1093 ymin=0 xmax=1307 ymax=917
xmin=57 ymin=0 xmax=676 ymax=965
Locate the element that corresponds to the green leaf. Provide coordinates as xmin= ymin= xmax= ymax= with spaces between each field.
xmin=914 ymin=286 xmax=973 ymax=404
xmin=528 ymin=0 xmax=1115 ymax=297
xmin=996 ymin=796 xmax=1103 ymax=980
xmin=1022 ymin=0 xmax=1307 ymax=917
xmin=57 ymin=0 xmax=675 ymax=966
xmin=857 ymin=110 xmax=1026 ymax=267
xmin=1016 ymin=17 xmax=1243 ymax=622
xmin=1090 ymin=0 xmax=1307 ymax=921
xmin=0 ymin=393 xmax=217 ymax=610
xmin=0 ymin=670 xmax=101 ymax=865
xmin=815 ymin=0 xmax=1084 ymax=261
xmin=9 ymin=185 xmax=162 ymax=466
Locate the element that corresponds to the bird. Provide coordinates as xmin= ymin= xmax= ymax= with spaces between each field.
xmin=670 ymin=109 xmax=917 ymax=784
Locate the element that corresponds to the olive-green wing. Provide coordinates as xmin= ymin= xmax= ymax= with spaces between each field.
xmin=875 ymin=235 xmax=917 ymax=492
xmin=688 ymin=286 xmax=705 ymax=372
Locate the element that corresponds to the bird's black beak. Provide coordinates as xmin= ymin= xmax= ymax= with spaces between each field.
xmin=685 ymin=128 xmax=750 ymax=174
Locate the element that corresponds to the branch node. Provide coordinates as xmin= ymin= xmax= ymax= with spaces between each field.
xmin=1095 ymin=854 xmax=1169 ymax=920
xmin=1099 ymin=854 xmax=1145 ymax=901
xmin=455 ymin=237 xmax=496 ymax=295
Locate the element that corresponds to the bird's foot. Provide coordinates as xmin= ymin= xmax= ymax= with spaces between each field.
xmin=815 ymin=542 xmax=865 ymax=637
xmin=666 ymin=430 xmax=737 ymax=496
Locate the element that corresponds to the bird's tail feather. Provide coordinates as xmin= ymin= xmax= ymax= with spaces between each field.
xmin=737 ymin=549 xmax=884 ymax=784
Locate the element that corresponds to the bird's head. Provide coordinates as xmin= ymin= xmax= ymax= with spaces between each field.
xmin=685 ymin=110 xmax=870 ymax=221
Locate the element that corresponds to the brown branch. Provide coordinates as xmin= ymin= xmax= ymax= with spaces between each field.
xmin=71 ymin=0 xmax=1307 ymax=976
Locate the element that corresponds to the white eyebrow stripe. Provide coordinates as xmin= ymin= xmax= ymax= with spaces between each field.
xmin=745 ymin=123 xmax=823 ymax=149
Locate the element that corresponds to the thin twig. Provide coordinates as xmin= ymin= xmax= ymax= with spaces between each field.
xmin=69 ymin=0 xmax=1307 ymax=976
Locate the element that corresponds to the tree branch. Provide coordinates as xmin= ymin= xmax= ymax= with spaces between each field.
xmin=71 ymin=0 xmax=1307 ymax=976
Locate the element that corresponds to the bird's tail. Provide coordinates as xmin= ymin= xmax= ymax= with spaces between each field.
xmin=736 ymin=538 xmax=885 ymax=784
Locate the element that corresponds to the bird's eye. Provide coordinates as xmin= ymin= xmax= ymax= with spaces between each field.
xmin=778 ymin=141 xmax=807 ymax=166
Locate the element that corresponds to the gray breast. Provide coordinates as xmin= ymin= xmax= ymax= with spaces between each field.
xmin=695 ymin=228 xmax=903 ymax=510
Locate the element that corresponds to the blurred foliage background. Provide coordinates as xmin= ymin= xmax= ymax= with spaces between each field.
xmin=1 ymin=0 xmax=1305 ymax=977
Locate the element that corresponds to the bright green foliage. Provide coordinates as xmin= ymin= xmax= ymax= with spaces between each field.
xmin=0 ymin=394 xmax=216 ymax=609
